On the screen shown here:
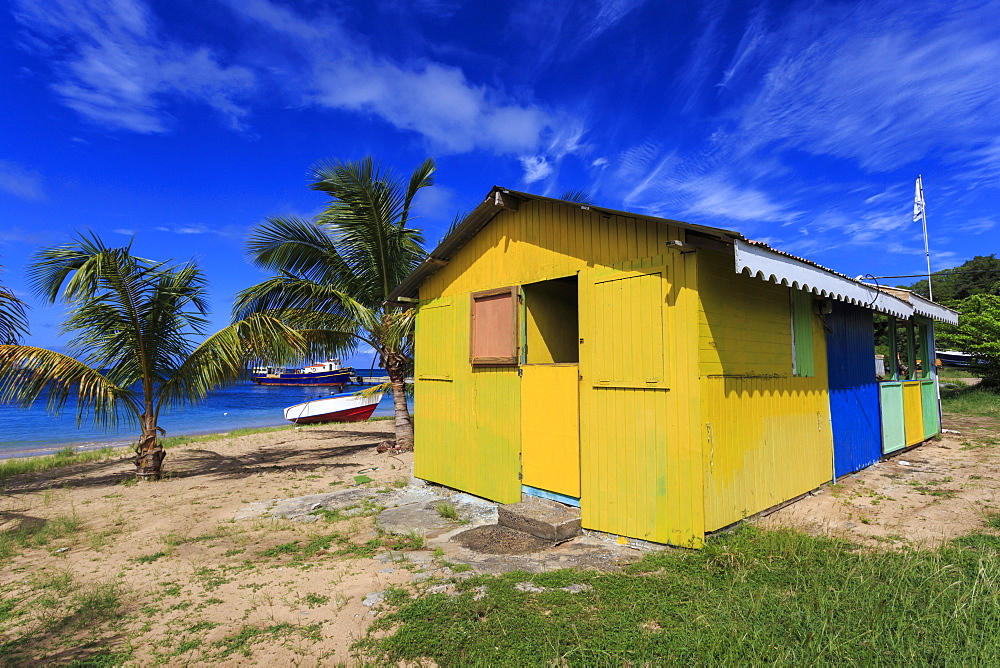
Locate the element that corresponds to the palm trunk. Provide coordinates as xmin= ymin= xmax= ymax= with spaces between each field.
xmin=134 ymin=414 xmax=165 ymax=480
xmin=385 ymin=356 xmax=413 ymax=451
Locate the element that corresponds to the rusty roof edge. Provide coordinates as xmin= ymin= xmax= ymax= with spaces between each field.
xmin=388 ymin=186 xmax=742 ymax=302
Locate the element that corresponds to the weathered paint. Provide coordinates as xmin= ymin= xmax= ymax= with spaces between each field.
xmin=698 ymin=251 xmax=833 ymax=531
xmin=521 ymin=364 xmax=580 ymax=497
xmin=415 ymin=200 xmax=705 ymax=546
xmin=791 ymin=289 xmax=816 ymax=377
xmin=413 ymin=295 xmax=521 ymax=503
xmin=902 ymin=381 xmax=924 ymax=446
xmin=826 ymin=302 xmax=882 ymax=477
xmin=579 ymin=252 xmax=704 ymax=546
xmin=880 ymin=382 xmax=906 ymax=453
xmin=921 ymin=379 xmax=939 ymax=438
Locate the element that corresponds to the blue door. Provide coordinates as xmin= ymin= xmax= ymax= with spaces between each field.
xmin=826 ymin=302 xmax=882 ymax=477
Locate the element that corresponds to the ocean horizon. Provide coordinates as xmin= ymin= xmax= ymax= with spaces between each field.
xmin=0 ymin=370 xmax=412 ymax=460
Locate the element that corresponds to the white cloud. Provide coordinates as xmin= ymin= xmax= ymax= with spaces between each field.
xmin=519 ymin=156 xmax=553 ymax=184
xmin=723 ymin=1 xmax=1000 ymax=171
xmin=223 ymin=0 xmax=571 ymax=160
xmin=957 ymin=217 xmax=996 ymax=234
xmin=113 ymin=228 xmax=134 ymax=236
xmin=13 ymin=0 xmax=255 ymax=132
xmin=677 ymin=176 xmax=800 ymax=224
xmin=0 ymin=160 xmax=44 ymax=200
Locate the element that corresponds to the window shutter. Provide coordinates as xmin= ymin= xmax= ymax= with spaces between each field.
xmin=470 ymin=287 xmax=518 ymax=365
xmin=415 ymin=297 xmax=454 ymax=380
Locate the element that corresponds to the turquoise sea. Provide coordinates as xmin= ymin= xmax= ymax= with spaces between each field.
xmin=0 ymin=371 xmax=411 ymax=460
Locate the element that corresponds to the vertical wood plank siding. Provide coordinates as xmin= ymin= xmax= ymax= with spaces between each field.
xmin=698 ymin=251 xmax=833 ymax=531
xmin=413 ymin=296 xmax=522 ymax=502
xmin=415 ymin=201 xmax=705 ymax=545
xmin=826 ymin=302 xmax=882 ymax=477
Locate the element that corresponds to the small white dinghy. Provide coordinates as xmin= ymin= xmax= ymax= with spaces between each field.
xmin=283 ymin=391 xmax=383 ymax=424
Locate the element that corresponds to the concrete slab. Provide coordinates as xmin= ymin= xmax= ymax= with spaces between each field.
xmin=498 ymin=498 xmax=581 ymax=542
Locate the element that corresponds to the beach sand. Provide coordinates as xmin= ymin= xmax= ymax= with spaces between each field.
xmin=0 ymin=420 xmax=418 ymax=665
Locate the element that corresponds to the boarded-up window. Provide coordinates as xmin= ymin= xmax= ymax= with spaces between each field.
xmin=415 ymin=297 xmax=454 ymax=380
xmin=790 ymin=290 xmax=815 ymax=377
xmin=470 ymin=287 xmax=518 ymax=365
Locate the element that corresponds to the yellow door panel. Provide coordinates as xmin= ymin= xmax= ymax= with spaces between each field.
xmin=521 ymin=364 xmax=580 ymax=497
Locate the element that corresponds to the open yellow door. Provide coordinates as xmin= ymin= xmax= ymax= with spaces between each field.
xmin=521 ymin=364 xmax=580 ymax=498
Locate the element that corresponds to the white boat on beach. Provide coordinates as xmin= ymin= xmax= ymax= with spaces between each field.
xmin=283 ymin=391 xmax=384 ymax=424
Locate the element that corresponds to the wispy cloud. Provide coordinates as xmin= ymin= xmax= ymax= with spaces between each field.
xmin=0 ymin=159 xmax=44 ymax=200
xmin=152 ymin=223 xmax=245 ymax=239
xmin=13 ymin=0 xmax=255 ymax=132
xmin=722 ymin=1 xmax=1000 ymax=171
xmin=220 ymin=0 xmax=582 ymax=173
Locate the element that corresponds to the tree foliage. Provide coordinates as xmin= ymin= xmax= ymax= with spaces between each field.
xmin=0 ymin=261 xmax=28 ymax=344
xmin=0 ymin=234 xmax=306 ymax=477
xmin=935 ymin=294 xmax=1000 ymax=389
xmin=234 ymin=156 xmax=435 ymax=450
xmin=903 ymin=254 xmax=1000 ymax=301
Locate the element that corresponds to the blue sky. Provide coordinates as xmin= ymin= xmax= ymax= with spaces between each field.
xmin=1 ymin=0 xmax=998 ymax=363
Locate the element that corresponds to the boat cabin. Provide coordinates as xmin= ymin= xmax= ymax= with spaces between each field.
xmin=390 ymin=187 xmax=958 ymax=547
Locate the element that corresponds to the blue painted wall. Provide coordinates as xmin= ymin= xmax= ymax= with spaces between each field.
xmin=826 ymin=302 xmax=882 ymax=477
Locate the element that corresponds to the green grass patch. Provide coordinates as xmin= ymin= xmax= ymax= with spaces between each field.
xmin=938 ymin=367 xmax=982 ymax=380
xmin=435 ymin=501 xmax=460 ymax=521
xmin=136 ymin=551 xmax=167 ymax=564
xmin=358 ymin=526 xmax=1000 ymax=665
xmin=941 ymin=384 xmax=1000 ymax=419
xmin=213 ymin=622 xmax=319 ymax=658
xmin=159 ymin=425 xmax=295 ymax=449
xmin=0 ymin=447 xmax=120 ymax=481
xmin=0 ymin=512 xmax=84 ymax=561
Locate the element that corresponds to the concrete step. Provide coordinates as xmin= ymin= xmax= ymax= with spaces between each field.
xmin=498 ymin=498 xmax=581 ymax=542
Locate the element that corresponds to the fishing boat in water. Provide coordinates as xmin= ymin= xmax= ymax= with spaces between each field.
xmin=283 ymin=391 xmax=383 ymax=424
xmin=250 ymin=359 xmax=355 ymax=386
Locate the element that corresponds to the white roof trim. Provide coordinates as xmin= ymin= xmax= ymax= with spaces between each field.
xmin=910 ymin=294 xmax=959 ymax=325
xmin=733 ymin=239 xmax=913 ymax=319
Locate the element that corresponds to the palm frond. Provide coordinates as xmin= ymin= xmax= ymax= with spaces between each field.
xmin=232 ymin=275 xmax=375 ymax=330
xmin=0 ymin=263 xmax=29 ymax=344
xmin=0 ymin=345 xmax=139 ymax=429
xmin=309 ymin=157 xmax=427 ymax=303
xmin=155 ymin=313 xmax=308 ymax=412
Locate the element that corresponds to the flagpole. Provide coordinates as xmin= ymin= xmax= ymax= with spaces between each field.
xmin=915 ymin=175 xmax=933 ymax=301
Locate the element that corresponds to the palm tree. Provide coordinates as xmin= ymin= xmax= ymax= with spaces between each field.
xmin=0 ymin=233 xmax=307 ymax=479
xmin=0 ymin=261 xmax=28 ymax=344
xmin=233 ymin=156 xmax=435 ymax=451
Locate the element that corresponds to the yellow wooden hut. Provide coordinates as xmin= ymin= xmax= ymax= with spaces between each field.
xmin=389 ymin=187 xmax=954 ymax=548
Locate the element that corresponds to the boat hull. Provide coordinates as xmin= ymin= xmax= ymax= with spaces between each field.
xmin=284 ymin=392 xmax=383 ymax=424
xmin=252 ymin=369 xmax=354 ymax=386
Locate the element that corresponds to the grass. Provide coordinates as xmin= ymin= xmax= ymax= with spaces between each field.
xmin=435 ymin=501 xmax=460 ymax=521
xmin=0 ymin=447 xmax=120 ymax=481
xmin=0 ymin=512 xmax=84 ymax=561
xmin=938 ymin=366 xmax=982 ymax=380
xmin=358 ymin=526 xmax=1000 ymax=665
xmin=0 ymin=425 xmax=302 ymax=483
xmin=941 ymin=384 xmax=1000 ymax=419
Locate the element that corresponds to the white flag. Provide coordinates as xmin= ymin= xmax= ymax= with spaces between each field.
xmin=912 ymin=176 xmax=925 ymax=222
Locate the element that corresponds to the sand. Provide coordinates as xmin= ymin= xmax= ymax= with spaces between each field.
xmin=1 ymin=421 xmax=418 ymax=665
xmin=2 ymin=412 xmax=999 ymax=664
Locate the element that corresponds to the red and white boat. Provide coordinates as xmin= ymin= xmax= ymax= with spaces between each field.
xmin=283 ymin=391 xmax=383 ymax=424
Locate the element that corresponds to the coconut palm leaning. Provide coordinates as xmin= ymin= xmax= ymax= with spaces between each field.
xmin=0 ymin=233 xmax=308 ymax=479
xmin=234 ymin=156 xmax=434 ymax=451
xmin=0 ymin=260 xmax=29 ymax=344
